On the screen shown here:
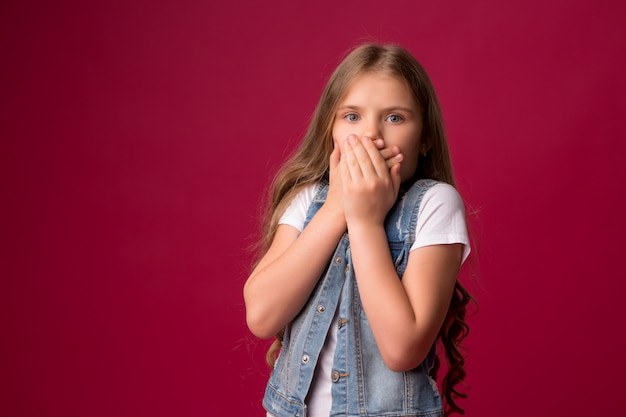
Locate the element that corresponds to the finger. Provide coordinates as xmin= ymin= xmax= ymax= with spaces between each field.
xmin=332 ymin=138 xmax=341 ymax=159
xmin=359 ymin=136 xmax=390 ymax=178
xmin=339 ymin=151 xmax=354 ymax=187
xmin=386 ymin=153 xmax=403 ymax=170
xmin=330 ymin=143 xmax=340 ymax=170
xmin=347 ymin=135 xmax=380 ymax=179
xmin=340 ymin=135 xmax=363 ymax=181
xmin=330 ymin=145 xmax=344 ymax=197
xmin=379 ymin=145 xmax=399 ymax=159
xmin=379 ymin=146 xmax=404 ymax=169
xmin=390 ymin=163 xmax=402 ymax=197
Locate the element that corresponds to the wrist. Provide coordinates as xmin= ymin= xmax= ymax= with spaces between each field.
xmin=346 ymin=218 xmax=385 ymax=237
xmin=319 ymin=202 xmax=347 ymax=230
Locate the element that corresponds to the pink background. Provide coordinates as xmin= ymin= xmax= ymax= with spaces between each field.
xmin=2 ymin=0 xmax=625 ymax=415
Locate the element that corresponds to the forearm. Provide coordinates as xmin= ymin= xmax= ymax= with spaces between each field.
xmin=347 ymin=223 xmax=433 ymax=370
xmin=244 ymin=205 xmax=346 ymax=339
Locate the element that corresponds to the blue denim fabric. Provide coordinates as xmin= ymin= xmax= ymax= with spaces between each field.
xmin=263 ymin=179 xmax=442 ymax=417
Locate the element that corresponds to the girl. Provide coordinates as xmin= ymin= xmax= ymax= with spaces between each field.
xmin=244 ymin=43 xmax=473 ymax=417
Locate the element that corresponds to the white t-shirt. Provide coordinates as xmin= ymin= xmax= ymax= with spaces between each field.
xmin=267 ymin=182 xmax=471 ymax=417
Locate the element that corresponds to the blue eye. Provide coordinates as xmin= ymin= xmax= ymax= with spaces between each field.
xmin=344 ymin=113 xmax=360 ymax=122
xmin=386 ymin=114 xmax=403 ymax=124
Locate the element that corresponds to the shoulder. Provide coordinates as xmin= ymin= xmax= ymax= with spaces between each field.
xmin=278 ymin=183 xmax=319 ymax=233
xmin=418 ymin=182 xmax=465 ymax=216
xmin=290 ymin=183 xmax=319 ymax=209
xmin=412 ymin=182 xmax=471 ymax=263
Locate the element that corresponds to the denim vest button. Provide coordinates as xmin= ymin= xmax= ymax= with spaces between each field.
xmin=316 ymin=305 xmax=326 ymax=313
xmin=301 ymin=354 xmax=309 ymax=363
xmin=334 ymin=256 xmax=342 ymax=264
xmin=331 ymin=370 xmax=340 ymax=382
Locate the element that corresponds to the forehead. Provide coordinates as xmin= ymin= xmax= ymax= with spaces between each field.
xmin=338 ymin=72 xmax=417 ymax=108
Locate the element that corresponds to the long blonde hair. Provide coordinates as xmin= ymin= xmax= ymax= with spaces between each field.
xmin=254 ymin=43 xmax=473 ymax=416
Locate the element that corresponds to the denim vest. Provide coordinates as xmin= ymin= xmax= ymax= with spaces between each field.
xmin=263 ymin=179 xmax=442 ymax=417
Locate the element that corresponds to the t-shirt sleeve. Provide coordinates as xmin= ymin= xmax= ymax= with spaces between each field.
xmin=277 ymin=183 xmax=318 ymax=233
xmin=412 ymin=183 xmax=471 ymax=265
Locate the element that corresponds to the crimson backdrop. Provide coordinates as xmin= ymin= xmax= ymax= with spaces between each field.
xmin=2 ymin=0 xmax=626 ymax=416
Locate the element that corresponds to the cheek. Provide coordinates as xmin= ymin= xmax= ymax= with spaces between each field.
xmin=399 ymin=137 xmax=421 ymax=180
xmin=400 ymin=156 xmax=419 ymax=182
xmin=332 ymin=118 xmax=354 ymax=142
xmin=331 ymin=123 xmax=343 ymax=141
xmin=332 ymin=130 xmax=346 ymax=149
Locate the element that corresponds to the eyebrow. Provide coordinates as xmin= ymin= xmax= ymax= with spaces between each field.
xmin=336 ymin=105 xmax=416 ymax=113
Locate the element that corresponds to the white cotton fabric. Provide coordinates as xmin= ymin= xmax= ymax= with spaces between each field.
xmin=267 ymin=182 xmax=471 ymax=417
xmin=278 ymin=182 xmax=470 ymax=262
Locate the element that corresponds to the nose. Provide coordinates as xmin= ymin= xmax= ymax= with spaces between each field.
xmin=361 ymin=119 xmax=382 ymax=140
